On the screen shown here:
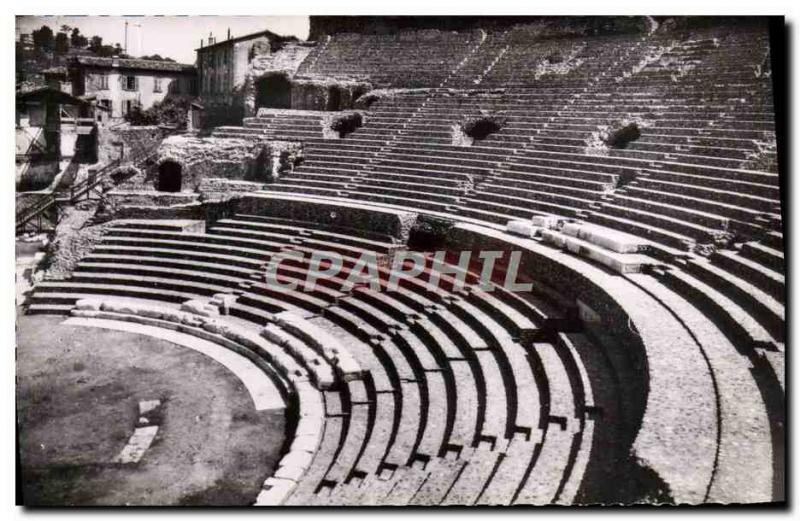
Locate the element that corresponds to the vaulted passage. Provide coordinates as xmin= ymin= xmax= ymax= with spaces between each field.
xmin=157 ymin=161 xmax=182 ymax=192
xmin=255 ymin=73 xmax=292 ymax=110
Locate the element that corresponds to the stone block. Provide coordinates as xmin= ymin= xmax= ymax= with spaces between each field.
xmin=562 ymin=222 xmax=644 ymax=253
xmin=74 ymin=298 xmax=102 ymax=311
xmin=210 ymin=293 xmax=238 ymax=315
xmin=71 ymin=309 xmax=100 ymax=318
xmin=532 ymin=215 xmax=558 ymax=229
xmin=275 ymin=450 xmax=314 ymax=482
xmin=295 ymin=415 xmax=323 ymax=439
xmin=541 ymin=229 xmax=567 ymax=249
xmin=290 ymin=432 xmax=321 ymax=454
xmin=506 ymin=220 xmax=537 ymax=238
xmin=180 ymin=299 xmax=219 ymax=317
xmin=201 ymin=320 xmax=230 ymax=336
xmin=261 ymin=324 xmax=292 ymax=347
xmin=159 ymin=308 xmax=188 ymax=324
xmin=254 ymin=477 xmax=296 ymax=506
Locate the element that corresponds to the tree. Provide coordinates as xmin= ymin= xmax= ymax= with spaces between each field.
xmin=125 ymin=96 xmax=191 ymax=129
xmin=71 ymin=28 xmax=88 ymax=48
xmin=89 ymin=35 xmax=103 ymax=53
xmin=96 ymin=45 xmax=116 ymax=57
xmin=54 ymin=32 xmax=69 ymax=55
xmin=140 ymin=54 xmax=177 ymax=62
xmin=32 ymin=25 xmax=54 ymax=52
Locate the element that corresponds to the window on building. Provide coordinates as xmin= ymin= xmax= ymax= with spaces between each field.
xmin=97 ymin=73 xmax=109 ymax=90
xmin=125 ymin=99 xmax=137 ymax=115
xmin=123 ymin=75 xmax=137 ymax=91
xmin=153 ymin=77 xmax=162 ymax=93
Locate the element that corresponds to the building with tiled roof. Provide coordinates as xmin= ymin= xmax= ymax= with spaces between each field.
xmin=69 ymin=56 xmax=197 ymax=120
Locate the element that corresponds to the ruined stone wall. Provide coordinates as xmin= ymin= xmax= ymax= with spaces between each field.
xmin=201 ymin=96 xmax=247 ymax=128
xmin=155 ymin=135 xmax=270 ymax=191
xmin=202 ymin=40 xmax=373 ymax=123
xmin=97 ymin=124 xmax=165 ymax=165
xmin=243 ymin=42 xmax=314 ymax=117
xmin=96 ymin=191 xmax=203 ymax=222
xmin=238 ymin=194 xmax=417 ymax=242
xmin=111 ymin=165 xmax=151 ymax=192
xmin=288 ymin=79 xmax=371 ymax=111
xmin=197 ymin=179 xmax=266 ymax=194
xmin=104 ymin=190 xmax=199 ymax=208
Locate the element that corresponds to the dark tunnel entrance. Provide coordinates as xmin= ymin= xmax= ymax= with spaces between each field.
xmin=157 ymin=161 xmax=182 ymax=192
xmin=255 ymin=73 xmax=292 ymax=110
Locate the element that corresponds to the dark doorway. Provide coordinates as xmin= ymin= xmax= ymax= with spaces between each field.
xmin=157 ymin=161 xmax=182 ymax=192
xmin=326 ymin=86 xmax=342 ymax=111
xmin=255 ymin=73 xmax=292 ymax=109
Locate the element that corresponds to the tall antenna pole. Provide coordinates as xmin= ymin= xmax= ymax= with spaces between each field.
xmin=124 ymin=21 xmax=128 ymax=54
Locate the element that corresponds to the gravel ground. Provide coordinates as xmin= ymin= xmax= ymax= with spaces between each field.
xmin=16 ymin=314 xmax=287 ymax=506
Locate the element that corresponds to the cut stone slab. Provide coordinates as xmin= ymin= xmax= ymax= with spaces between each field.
xmin=75 ymin=298 xmax=103 ymax=311
xmin=138 ymin=399 xmax=161 ymax=415
xmin=531 ymin=215 xmax=558 ymax=229
xmin=180 ymin=299 xmax=220 ymax=317
xmin=561 ymin=222 xmax=648 ymax=253
xmin=506 ymin=219 xmax=539 ymax=239
xmin=114 ymin=425 xmax=159 ymax=464
xmin=255 ymin=477 xmax=296 ymax=506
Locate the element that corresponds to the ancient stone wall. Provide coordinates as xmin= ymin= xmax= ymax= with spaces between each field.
xmin=97 ymin=124 xmax=166 ymax=165
xmin=154 ymin=135 xmax=270 ymax=191
xmin=243 ymin=42 xmax=313 ymax=118
xmin=238 ymin=194 xmax=417 ymax=242
xmin=197 ymin=179 xmax=266 ymax=194
xmin=289 ymin=79 xmax=371 ymax=111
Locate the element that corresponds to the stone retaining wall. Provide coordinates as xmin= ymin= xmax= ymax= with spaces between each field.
xmin=239 ymin=193 xmax=418 ymax=242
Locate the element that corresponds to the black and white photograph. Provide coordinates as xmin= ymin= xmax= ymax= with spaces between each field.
xmin=8 ymin=4 xmax=792 ymax=510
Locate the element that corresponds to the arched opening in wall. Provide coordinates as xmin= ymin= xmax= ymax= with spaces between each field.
xmin=157 ymin=161 xmax=182 ymax=192
xmin=255 ymin=73 xmax=292 ymax=110
xmin=326 ymin=86 xmax=343 ymax=111
xmin=604 ymin=123 xmax=641 ymax=149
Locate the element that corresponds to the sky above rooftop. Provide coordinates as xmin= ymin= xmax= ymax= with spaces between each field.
xmin=16 ymin=16 xmax=311 ymax=64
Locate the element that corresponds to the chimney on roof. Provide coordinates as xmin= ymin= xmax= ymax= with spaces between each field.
xmin=227 ymin=28 xmax=231 ymax=40
xmin=208 ymin=32 xmax=215 ymax=45
xmin=200 ymin=38 xmax=203 ymax=48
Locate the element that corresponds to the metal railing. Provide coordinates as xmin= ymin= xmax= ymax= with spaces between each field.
xmin=15 ymin=148 xmax=158 ymax=233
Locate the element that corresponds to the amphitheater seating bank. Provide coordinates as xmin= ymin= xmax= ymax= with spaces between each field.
xmin=24 ymin=17 xmax=783 ymax=506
